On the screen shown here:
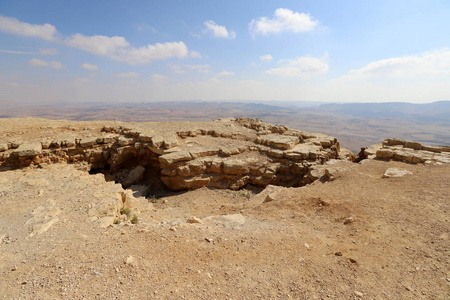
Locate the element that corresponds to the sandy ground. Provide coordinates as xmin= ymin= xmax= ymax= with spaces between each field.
xmin=1 ymin=158 xmax=449 ymax=299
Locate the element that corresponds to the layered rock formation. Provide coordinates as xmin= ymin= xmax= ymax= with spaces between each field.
xmin=0 ymin=118 xmax=340 ymax=191
xmin=364 ymin=138 xmax=450 ymax=164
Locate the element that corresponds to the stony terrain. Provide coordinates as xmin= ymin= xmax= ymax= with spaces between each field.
xmin=0 ymin=118 xmax=449 ymax=299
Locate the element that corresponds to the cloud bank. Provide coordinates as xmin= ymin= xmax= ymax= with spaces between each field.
xmin=249 ymin=8 xmax=318 ymax=37
xmin=1 ymin=15 xmax=189 ymax=65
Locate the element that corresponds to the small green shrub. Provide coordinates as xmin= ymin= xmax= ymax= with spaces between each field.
xmin=130 ymin=215 xmax=139 ymax=224
xmin=113 ymin=219 xmax=121 ymax=225
xmin=120 ymin=207 xmax=131 ymax=216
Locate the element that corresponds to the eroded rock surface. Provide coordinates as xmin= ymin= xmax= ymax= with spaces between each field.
xmin=0 ymin=117 xmax=341 ymax=191
xmin=364 ymin=138 xmax=450 ymax=165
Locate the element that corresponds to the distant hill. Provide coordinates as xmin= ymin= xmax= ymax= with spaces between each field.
xmin=1 ymin=100 xmax=449 ymax=151
xmin=315 ymin=101 xmax=450 ymax=123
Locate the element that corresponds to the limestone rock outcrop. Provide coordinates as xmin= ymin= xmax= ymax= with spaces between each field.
xmin=364 ymin=138 xmax=450 ymax=165
xmin=0 ymin=118 xmax=341 ymax=191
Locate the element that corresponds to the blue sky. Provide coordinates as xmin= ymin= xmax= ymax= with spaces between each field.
xmin=1 ymin=0 xmax=450 ymax=103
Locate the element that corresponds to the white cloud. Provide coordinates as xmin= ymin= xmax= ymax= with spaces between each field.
xmin=249 ymin=8 xmax=318 ymax=37
xmin=170 ymin=65 xmax=187 ymax=74
xmin=65 ymin=33 xmax=130 ymax=56
xmin=204 ymin=20 xmax=236 ymax=39
xmin=65 ymin=33 xmax=188 ymax=65
xmin=260 ymin=54 xmax=273 ymax=61
xmin=112 ymin=41 xmax=188 ymax=65
xmin=80 ymin=63 xmax=98 ymax=70
xmin=29 ymin=58 xmax=49 ymax=67
xmin=134 ymin=23 xmax=157 ymax=32
xmin=346 ymin=49 xmax=450 ymax=79
xmin=29 ymin=58 xmax=64 ymax=69
xmin=73 ymin=78 xmax=90 ymax=85
xmin=0 ymin=15 xmax=58 ymax=40
xmin=265 ymin=53 xmax=329 ymax=78
xmin=198 ymin=69 xmax=212 ymax=74
xmin=40 ymin=48 xmax=58 ymax=55
xmin=184 ymin=64 xmax=211 ymax=73
xmin=0 ymin=49 xmax=35 ymax=54
xmin=50 ymin=61 xmax=64 ymax=69
xmin=216 ymin=71 xmax=235 ymax=76
xmin=190 ymin=51 xmax=202 ymax=59
xmin=190 ymin=32 xmax=202 ymax=39
xmin=115 ymin=72 xmax=140 ymax=78
xmin=151 ymin=74 xmax=169 ymax=84
xmin=185 ymin=64 xmax=210 ymax=70
xmin=0 ymin=15 xmax=189 ymax=65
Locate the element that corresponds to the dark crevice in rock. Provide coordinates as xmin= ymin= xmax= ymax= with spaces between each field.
xmin=0 ymin=118 xmax=352 ymax=193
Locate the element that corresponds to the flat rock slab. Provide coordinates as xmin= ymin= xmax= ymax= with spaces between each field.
xmin=257 ymin=134 xmax=299 ymax=150
xmin=13 ymin=143 xmax=42 ymax=157
xmin=383 ymin=168 xmax=412 ymax=178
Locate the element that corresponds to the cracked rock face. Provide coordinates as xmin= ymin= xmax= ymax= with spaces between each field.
xmin=0 ymin=117 xmax=341 ymax=191
xmin=364 ymin=138 xmax=450 ymax=165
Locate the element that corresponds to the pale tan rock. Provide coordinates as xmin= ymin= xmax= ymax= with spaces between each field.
xmin=159 ymin=150 xmax=192 ymax=165
xmin=123 ymin=166 xmax=145 ymax=188
xmin=223 ymin=159 xmax=249 ymax=175
xmin=117 ymin=136 xmax=134 ymax=146
xmin=189 ymin=147 xmax=219 ymax=158
xmin=376 ymin=149 xmax=394 ymax=159
xmin=125 ymin=255 xmax=138 ymax=266
xmin=187 ymin=216 xmax=203 ymax=224
xmin=151 ymin=135 xmax=164 ymax=148
xmin=219 ymin=146 xmax=240 ymax=156
xmin=162 ymin=134 xmax=178 ymax=149
xmin=13 ymin=143 xmax=42 ymax=157
xmin=79 ymin=137 xmax=98 ymax=148
xmin=257 ymin=134 xmax=299 ymax=150
xmin=0 ymin=143 xmax=8 ymax=152
xmin=384 ymin=138 xmax=404 ymax=146
xmin=404 ymin=141 xmax=422 ymax=150
xmin=383 ymin=168 xmax=412 ymax=178
xmin=422 ymin=145 xmax=442 ymax=153
xmin=96 ymin=216 xmax=115 ymax=228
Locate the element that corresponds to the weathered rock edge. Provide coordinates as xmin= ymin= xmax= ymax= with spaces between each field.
xmin=363 ymin=138 xmax=450 ymax=165
xmin=0 ymin=118 xmax=342 ymax=191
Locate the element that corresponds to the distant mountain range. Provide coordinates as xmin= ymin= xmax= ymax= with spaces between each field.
xmin=1 ymin=100 xmax=449 ymax=151
xmin=313 ymin=101 xmax=450 ymax=123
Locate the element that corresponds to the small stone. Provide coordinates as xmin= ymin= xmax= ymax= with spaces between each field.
xmin=383 ymin=168 xmax=412 ymax=178
xmin=124 ymin=255 xmax=138 ymax=267
xmin=354 ymin=291 xmax=363 ymax=297
xmin=11 ymin=266 xmax=17 ymax=271
xmin=187 ymin=216 xmax=203 ymax=224
xmin=343 ymin=217 xmax=355 ymax=225
xmin=348 ymin=258 xmax=358 ymax=264
xmin=205 ymin=238 xmax=213 ymax=243
xmin=304 ymin=243 xmax=310 ymax=250
xmin=335 ymin=251 xmax=343 ymax=256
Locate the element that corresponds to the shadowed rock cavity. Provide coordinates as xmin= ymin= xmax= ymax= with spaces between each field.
xmin=0 ymin=118 xmax=345 ymax=193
